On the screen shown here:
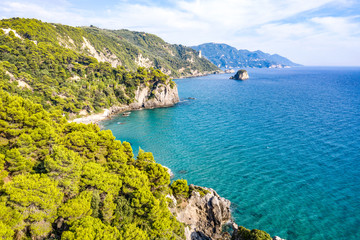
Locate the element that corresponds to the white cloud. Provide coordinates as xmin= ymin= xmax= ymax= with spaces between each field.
xmin=0 ymin=0 xmax=359 ymax=65
xmin=311 ymin=16 xmax=360 ymax=36
xmin=224 ymin=16 xmax=360 ymax=66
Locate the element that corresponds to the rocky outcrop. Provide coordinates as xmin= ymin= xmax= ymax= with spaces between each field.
xmin=80 ymin=37 xmax=121 ymax=67
xmin=166 ymin=184 xmax=286 ymax=240
xmin=130 ymin=82 xmax=179 ymax=109
xmin=70 ymin=82 xmax=179 ymax=124
xmin=230 ymin=70 xmax=249 ymax=80
xmin=171 ymin=185 xmax=232 ymax=240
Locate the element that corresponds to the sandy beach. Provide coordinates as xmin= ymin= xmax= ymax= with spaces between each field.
xmin=69 ymin=109 xmax=112 ymax=124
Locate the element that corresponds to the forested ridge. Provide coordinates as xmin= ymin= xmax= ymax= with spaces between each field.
xmin=0 ymin=18 xmax=177 ymax=117
xmin=0 ymin=90 xmax=191 ymax=239
xmin=0 ymin=17 xmax=186 ymax=240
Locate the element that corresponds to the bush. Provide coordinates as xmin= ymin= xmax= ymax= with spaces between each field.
xmin=171 ymin=179 xmax=189 ymax=198
xmin=232 ymin=226 xmax=272 ymax=240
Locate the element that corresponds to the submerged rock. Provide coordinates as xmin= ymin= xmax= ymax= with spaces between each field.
xmin=230 ymin=69 xmax=249 ymax=80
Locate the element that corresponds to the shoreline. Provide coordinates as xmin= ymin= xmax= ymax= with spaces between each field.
xmin=69 ymin=103 xmax=178 ymax=125
xmin=69 ymin=107 xmax=126 ymax=125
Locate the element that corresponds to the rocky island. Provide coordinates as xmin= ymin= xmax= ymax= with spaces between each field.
xmin=230 ymin=69 xmax=250 ymax=80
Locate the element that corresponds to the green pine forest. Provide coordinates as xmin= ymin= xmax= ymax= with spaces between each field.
xmin=0 ymin=89 xmax=190 ymax=239
xmin=0 ymin=18 xmax=273 ymax=240
xmin=0 ymin=17 xmax=191 ymax=240
xmin=0 ymin=18 xmax=182 ymax=117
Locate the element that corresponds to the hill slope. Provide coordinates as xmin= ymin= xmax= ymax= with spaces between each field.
xmin=0 ymin=18 xmax=218 ymax=78
xmin=82 ymin=27 xmax=219 ymax=77
xmin=0 ymin=18 xmax=182 ymax=117
xmin=192 ymin=43 xmax=300 ymax=68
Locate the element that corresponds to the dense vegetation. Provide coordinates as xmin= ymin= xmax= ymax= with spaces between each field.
xmin=0 ymin=90 xmax=184 ymax=239
xmin=98 ymin=28 xmax=219 ymax=77
xmin=0 ymin=18 xmax=277 ymax=240
xmin=0 ymin=18 xmax=176 ymax=117
xmin=0 ymin=18 xmax=218 ymax=80
xmin=231 ymin=226 xmax=272 ymax=240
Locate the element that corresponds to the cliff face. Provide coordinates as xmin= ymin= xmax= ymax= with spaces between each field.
xmin=130 ymin=83 xmax=180 ymax=109
xmin=71 ymin=82 xmax=179 ymax=124
xmin=167 ymin=184 xmax=286 ymax=240
xmin=169 ymin=185 xmax=232 ymax=240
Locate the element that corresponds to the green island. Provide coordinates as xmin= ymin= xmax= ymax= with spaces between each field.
xmin=0 ymin=18 xmax=280 ymax=240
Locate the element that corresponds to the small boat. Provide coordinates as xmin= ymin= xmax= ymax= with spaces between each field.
xmin=122 ymin=112 xmax=131 ymax=116
xmin=117 ymin=122 xmax=125 ymax=125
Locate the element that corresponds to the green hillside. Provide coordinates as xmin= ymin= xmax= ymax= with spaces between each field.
xmin=82 ymin=27 xmax=219 ymax=77
xmin=0 ymin=17 xmax=194 ymax=240
xmin=0 ymin=90 xmax=185 ymax=239
xmin=0 ymin=18 xmax=176 ymax=117
xmin=0 ymin=18 xmax=218 ymax=77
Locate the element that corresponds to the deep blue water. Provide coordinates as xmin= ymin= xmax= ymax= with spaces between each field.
xmin=102 ymin=67 xmax=360 ymax=240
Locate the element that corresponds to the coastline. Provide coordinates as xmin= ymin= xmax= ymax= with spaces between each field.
xmin=68 ymin=99 xmax=286 ymax=240
xmin=70 ymin=81 xmax=180 ymax=124
xmin=178 ymin=70 xmax=223 ymax=79
xmin=69 ymin=106 xmax=127 ymax=125
xmin=69 ymin=102 xmax=179 ymax=125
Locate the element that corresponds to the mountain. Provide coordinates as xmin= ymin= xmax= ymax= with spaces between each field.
xmin=0 ymin=18 xmax=218 ymax=78
xmin=86 ymin=28 xmax=219 ymax=77
xmin=191 ymin=43 xmax=301 ymax=68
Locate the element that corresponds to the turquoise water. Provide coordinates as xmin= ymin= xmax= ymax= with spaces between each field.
xmin=102 ymin=67 xmax=360 ymax=240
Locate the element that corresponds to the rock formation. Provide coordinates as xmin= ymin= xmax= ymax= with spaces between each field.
xmin=230 ymin=70 xmax=249 ymax=80
xmin=70 ymin=82 xmax=179 ymax=124
xmin=169 ymin=185 xmax=232 ymax=240
xmin=130 ymin=82 xmax=180 ymax=109
xmin=166 ymin=184 xmax=286 ymax=240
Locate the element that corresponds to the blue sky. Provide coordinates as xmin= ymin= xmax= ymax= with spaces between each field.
xmin=1 ymin=0 xmax=360 ymax=66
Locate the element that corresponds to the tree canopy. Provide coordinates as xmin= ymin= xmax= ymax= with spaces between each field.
xmin=0 ymin=90 xmax=184 ymax=239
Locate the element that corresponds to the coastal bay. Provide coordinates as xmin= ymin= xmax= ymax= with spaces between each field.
xmin=102 ymin=67 xmax=360 ymax=240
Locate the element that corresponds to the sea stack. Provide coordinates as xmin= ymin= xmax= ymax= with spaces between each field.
xmin=230 ymin=69 xmax=249 ymax=80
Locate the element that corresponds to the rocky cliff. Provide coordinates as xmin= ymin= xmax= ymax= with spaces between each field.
xmin=167 ymin=184 xmax=286 ymax=240
xmin=130 ymin=82 xmax=180 ymax=109
xmin=168 ymin=185 xmax=232 ymax=240
xmin=71 ymin=82 xmax=179 ymax=124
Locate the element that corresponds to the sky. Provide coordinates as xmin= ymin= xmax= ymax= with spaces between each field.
xmin=1 ymin=0 xmax=360 ymax=66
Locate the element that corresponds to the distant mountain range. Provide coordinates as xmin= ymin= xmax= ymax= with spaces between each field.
xmin=191 ymin=43 xmax=301 ymax=68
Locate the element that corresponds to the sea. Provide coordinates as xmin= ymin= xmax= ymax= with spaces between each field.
xmin=101 ymin=67 xmax=360 ymax=240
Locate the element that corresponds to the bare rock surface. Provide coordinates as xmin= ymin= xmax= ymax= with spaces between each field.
xmin=174 ymin=185 xmax=232 ymax=240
